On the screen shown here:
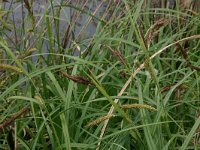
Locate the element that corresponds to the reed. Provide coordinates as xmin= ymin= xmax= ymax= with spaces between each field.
xmin=0 ymin=0 xmax=200 ymax=149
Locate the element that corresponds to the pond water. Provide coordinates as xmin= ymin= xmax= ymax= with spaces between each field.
xmin=1 ymin=0 xmax=112 ymax=61
xmin=2 ymin=0 xmax=108 ymax=44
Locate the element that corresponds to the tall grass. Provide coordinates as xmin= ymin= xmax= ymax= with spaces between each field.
xmin=0 ymin=0 xmax=200 ymax=149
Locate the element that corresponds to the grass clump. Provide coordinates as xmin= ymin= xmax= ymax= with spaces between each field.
xmin=0 ymin=0 xmax=200 ymax=149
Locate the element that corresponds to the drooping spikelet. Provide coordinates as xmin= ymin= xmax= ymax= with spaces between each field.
xmin=0 ymin=64 xmax=22 ymax=73
xmin=85 ymin=114 xmax=115 ymax=128
xmin=121 ymin=103 xmax=157 ymax=111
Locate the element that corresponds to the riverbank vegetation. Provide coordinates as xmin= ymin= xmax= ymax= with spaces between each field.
xmin=0 ymin=0 xmax=200 ymax=149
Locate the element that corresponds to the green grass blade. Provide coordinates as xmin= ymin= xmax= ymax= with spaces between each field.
xmin=180 ymin=116 xmax=200 ymax=150
xmin=138 ymin=81 xmax=157 ymax=150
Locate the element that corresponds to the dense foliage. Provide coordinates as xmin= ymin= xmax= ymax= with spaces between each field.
xmin=0 ymin=0 xmax=200 ymax=149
